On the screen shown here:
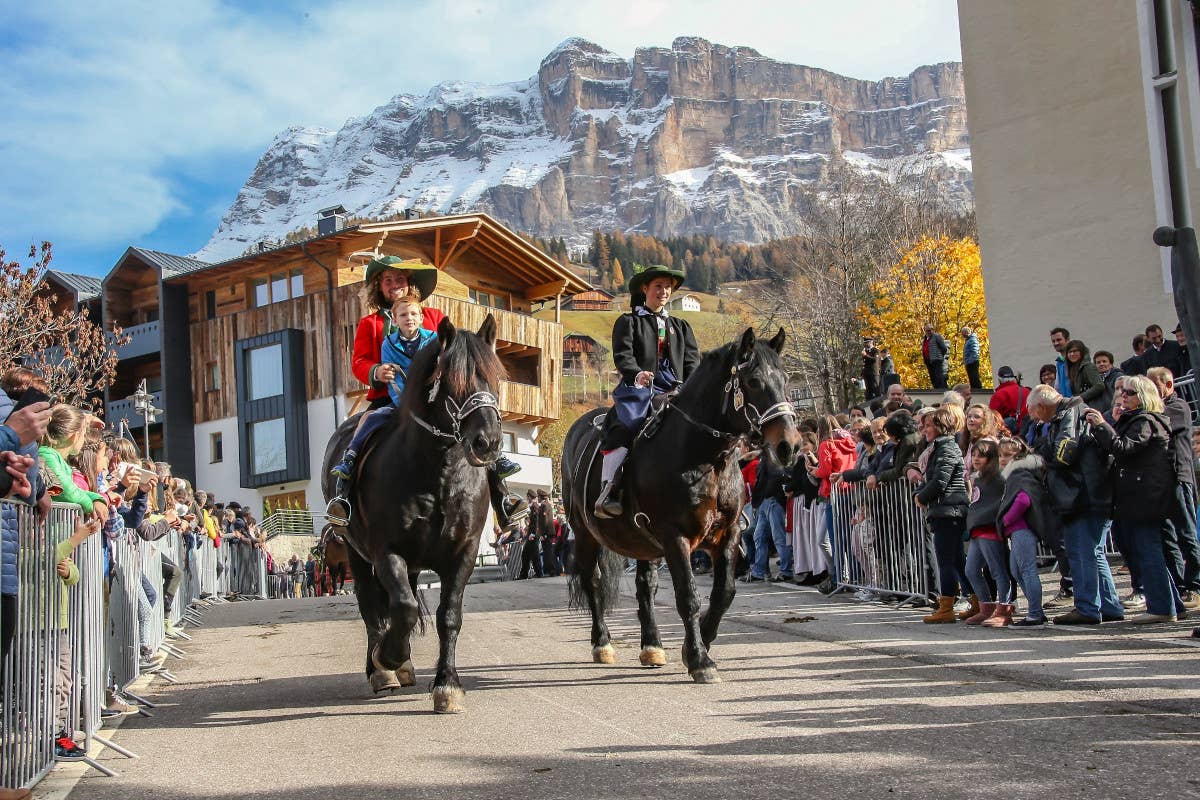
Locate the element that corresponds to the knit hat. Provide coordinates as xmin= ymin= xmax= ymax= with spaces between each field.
xmin=997 ymin=366 xmax=1017 ymax=382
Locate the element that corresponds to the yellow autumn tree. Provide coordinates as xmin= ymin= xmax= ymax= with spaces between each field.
xmin=859 ymin=236 xmax=991 ymax=389
xmin=611 ymin=257 xmax=624 ymax=291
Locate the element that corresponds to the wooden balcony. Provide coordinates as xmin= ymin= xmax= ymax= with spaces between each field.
xmin=190 ymin=284 xmax=562 ymax=426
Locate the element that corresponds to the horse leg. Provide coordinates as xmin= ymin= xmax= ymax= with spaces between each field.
xmin=635 ymin=560 xmax=666 ymax=667
xmin=661 ymin=535 xmax=719 ymax=683
xmin=700 ymin=537 xmax=738 ymax=650
xmin=571 ymin=531 xmax=615 ymax=664
xmin=348 ymin=553 xmax=402 ymax=694
xmin=431 ymin=558 xmax=473 ymax=714
xmin=371 ymin=552 xmax=421 ymax=689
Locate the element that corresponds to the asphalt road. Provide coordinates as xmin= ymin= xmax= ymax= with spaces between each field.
xmin=44 ymin=572 xmax=1200 ymax=800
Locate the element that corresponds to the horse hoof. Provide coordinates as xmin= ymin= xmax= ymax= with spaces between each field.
xmin=369 ymin=670 xmax=402 ymax=694
xmin=432 ymin=686 xmax=466 ymax=714
xmin=396 ymin=660 xmax=416 ymax=688
xmin=592 ymin=644 xmax=617 ymax=664
xmin=639 ymin=647 xmax=667 ymax=667
xmin=690 ymin=667 xmax=722 ymax=684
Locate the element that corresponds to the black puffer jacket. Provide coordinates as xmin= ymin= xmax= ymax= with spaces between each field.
xmin=915 ymin=435 xmax=969 ymax=518
xmin=1162 ymin=392 xmax=1194 ymax=486
xmin=1091 ymin=408 xmax=1174 ymax=521
xmin=878 ymin=432 xmax=921 ymax=483
xmin=1033 ymin=397 xmax=1112 ymax=518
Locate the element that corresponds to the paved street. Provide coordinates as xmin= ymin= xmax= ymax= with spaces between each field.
xmin=45 ymin=573 xmax=1200 ymax=800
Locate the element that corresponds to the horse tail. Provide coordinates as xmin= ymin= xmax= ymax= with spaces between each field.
xmin=568 ymin=543 xmax=624 ymax=617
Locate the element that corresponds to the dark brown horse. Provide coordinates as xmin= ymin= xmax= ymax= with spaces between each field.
xmin=321 ymin=316 xmax=504 ymax=713
xmin=562 ymin=328 xmax=797 ymax=683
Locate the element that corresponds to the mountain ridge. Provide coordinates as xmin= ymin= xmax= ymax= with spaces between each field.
xmin=197 ymin=36 xmax=971 ymax=262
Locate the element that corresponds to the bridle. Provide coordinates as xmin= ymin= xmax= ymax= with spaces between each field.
xmin=407 ymin=375 xmax=501 ymax=446
xmin=672 ymin=355 xmax=795 ymax=440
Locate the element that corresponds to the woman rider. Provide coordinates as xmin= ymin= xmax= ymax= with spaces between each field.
xmin=328 ymin=255 xmax=525 ymax=527
xmin=594 ymin=265 xmax=700 ymax=518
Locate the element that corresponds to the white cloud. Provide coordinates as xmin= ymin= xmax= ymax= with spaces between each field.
xmin=0 ymin=0 xmax=961 ymax=253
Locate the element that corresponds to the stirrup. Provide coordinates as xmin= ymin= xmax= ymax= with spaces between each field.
xmin=326 ymin=497 xmax=351 ymax=527
xmin=594 ymin=480 xmax=622 ymax=519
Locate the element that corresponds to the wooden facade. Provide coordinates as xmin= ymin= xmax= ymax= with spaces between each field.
xmin=187 ymin=285 xmax=564 ymax=425
xmin=563 ymin=289 xmax=614 ymax=311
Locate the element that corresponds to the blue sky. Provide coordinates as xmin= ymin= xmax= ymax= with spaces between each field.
xmin=0 ymin=0 xmax=961 ymax=277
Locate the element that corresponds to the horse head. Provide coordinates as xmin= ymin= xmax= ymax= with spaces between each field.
xmin=729 ymin=327 xmax=799 ymax=466
xmin=404 ymin=314 xmax=507 ymax=467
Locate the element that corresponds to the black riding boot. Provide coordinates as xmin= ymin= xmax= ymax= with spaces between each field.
xmin=488 ymin=468 xmax=528 ymax=531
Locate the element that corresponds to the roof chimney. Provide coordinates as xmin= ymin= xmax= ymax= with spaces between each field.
xmin=318 ymin=205 xmax=348 ymax=236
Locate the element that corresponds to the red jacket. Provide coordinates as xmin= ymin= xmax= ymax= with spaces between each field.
xmin=352 ymin=308 xmax=446 ymax=402
xmin=740 ymin=458 xmax=759 ymax=501
xmin=989 ymin=381 xmax=1028 ymax=426
xmin=813 ymin=431 xmax=858 ymax=498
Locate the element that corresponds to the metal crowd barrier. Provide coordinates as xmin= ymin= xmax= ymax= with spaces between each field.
xmin=827 ymin=479 xmax=932 ymax=606
xmin=1 ymin=501 xmax=271 ymax=790
xmin=0 ymin=501 xmax=61 ymax=789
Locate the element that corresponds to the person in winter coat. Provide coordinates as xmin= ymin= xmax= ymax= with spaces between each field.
xmin=595 ymin=265 xmax=700 ymax=518
xmin=835 ymin=419 xmax=888 ymax=484
xmin=914 ymin=407 xmax=970 ymax=623
xmin=808 ymin=416 xmax=859 ymax=588
xmin=989 ymin=366 xmax=1029 ymax=433
xmin=1085 ymin=376 xmax=1188 ymax=622
xmin=1 ymin=377 xmax=51 ymax=686
xmin=747 ymin=449 xmax=792 ymax=582
xmin=998 ymin=438 xmax=1052 ymax=625
xmin=962 ymin=438 xmax=1016 ymax=627
xmin=1093 ymin=351 xmax=1124 ymax=414
xmin=961 ymin=326 xmax=982 ymax=390
xmin=1146 ymin=367 xmax=1200 ymax=607
xmin=1028 ymin=385 xmax=1123 ymax=625
xmin=1065 ymin=340 xmax=1104 ymax=410
xmin=921 ymin=324 xmax=949 ymax=390
xmin=870 ymin=412 xmax=921 ymax=487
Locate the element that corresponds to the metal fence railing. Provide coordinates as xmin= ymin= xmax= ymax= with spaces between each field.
xmin=827 ymin=479 xmax=933 ymax=606
xmin=1 ymin=501 xmax=269 ymax=791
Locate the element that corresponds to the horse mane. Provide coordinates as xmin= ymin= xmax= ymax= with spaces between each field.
xmin=683 ymin=336 xmax=783 ymax=393
xmin=398 ymin=326 xmax=507 ymax=419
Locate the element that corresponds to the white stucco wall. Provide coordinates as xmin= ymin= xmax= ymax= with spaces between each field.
xmin=192 ymin=397 xmax=554 ymax=523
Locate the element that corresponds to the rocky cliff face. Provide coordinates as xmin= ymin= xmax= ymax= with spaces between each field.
xmin=197 ymin=37 xmax=971 ymax=262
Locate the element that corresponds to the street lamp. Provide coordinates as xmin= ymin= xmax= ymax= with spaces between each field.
xmin=127 ymin=379 xmax=163 ymax=459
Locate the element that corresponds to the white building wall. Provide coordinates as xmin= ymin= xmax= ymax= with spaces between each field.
xmin=192 ymin=396 xmax=554 ymax=539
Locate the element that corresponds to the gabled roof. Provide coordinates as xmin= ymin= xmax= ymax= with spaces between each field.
xmin=164 ymin=213 xmax=591 ymax=301
xmin=127 ymin=247 xmax=210 ymax=278
xmin=44 ymin=270 xmax=102 ymax=302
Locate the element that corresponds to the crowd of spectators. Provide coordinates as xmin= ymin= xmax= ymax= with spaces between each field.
xmin=494 ymin=489 xmax=573 ymax=579
xmin=0 ymin=366 xmax=275 ymax=795
xmin=746 ymin=323 xmax=1199 ymax=639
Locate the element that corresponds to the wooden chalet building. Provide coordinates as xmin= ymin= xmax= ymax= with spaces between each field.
xmin=40 ymin=270 xmax=103 ymax=316
xmin=98 ymin=213 xmax=588 ymax=513
xmin=562 ymin=333 xmax=607 ymax=375
xmin=562 ymin=288 xmax=614 ymax=311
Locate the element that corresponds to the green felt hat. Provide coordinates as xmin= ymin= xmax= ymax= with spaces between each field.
xmin=628 ymin=264 xmax=686 ymax=297
xmin=363 ymin=255 xmax=439 ymax=301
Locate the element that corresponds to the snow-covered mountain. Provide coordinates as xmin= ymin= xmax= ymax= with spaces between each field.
xmin=197 ymin=37 xmax=971 ymax=262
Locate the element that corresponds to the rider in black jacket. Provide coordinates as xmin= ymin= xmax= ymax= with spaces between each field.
xmin=595 ymin=266 xmax=700 ymax=518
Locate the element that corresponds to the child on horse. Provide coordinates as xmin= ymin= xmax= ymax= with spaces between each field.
xmin=595 ymin=265 xmax=700 ymax=518
xmin=329 ymin=255 xmax=524 ymax=526
xmin=330 ymin=289 xmax=437 ymax=481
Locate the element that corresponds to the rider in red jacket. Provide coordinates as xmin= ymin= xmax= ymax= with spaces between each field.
xmin=329 ymin=256 xmax=525 ymax=528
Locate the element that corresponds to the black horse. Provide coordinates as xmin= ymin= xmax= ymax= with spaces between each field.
xmin=562 ymin=328 xmax=798 ymax=683
xmin=321 ymin=316 xmax=504 ymax=713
